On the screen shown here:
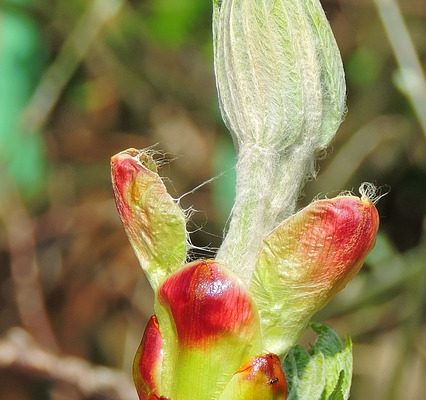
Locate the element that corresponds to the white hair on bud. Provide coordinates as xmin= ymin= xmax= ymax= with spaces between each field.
xmin=359 ymin=182 xmax=390 ymax=204
xmin=338 ymin=190 xmax=355 ymax=197
xmin=213 ymin=0 xmax=347 ymax=283
xmin=176 ymin=173 xmax=225 ymax=204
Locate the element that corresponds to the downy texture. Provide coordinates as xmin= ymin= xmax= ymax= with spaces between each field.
xmin=110 ymin=1 xmax=379 ymax=399
xmin=213 ymin=0 xmax=346 ymax=282
xmin=111 ymin=150 xmax=379 ymax=400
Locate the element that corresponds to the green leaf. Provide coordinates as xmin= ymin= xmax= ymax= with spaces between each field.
xmin=284 ymin=324 xmax=353 ymax=400
xmin=285 ymin=345 xmax=325 ymax=400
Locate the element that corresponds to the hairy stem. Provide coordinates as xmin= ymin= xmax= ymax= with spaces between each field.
xmin=217 ymin=145 xmax=312 ymax=283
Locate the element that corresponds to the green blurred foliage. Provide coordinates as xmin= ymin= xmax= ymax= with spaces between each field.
xmin=0 ymin=1 xmax=424 ymax=400
xmin=347 ymin=47 xmax=382 ymax=87
xmin=212 ymin=136 xmax=236 ymax=224
xmin=143 ymin=0 xmax=210 ymax=48
xmin=0 ymin=2 xmax=47 ymax=200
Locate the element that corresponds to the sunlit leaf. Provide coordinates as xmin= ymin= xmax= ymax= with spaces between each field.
xmin=284 ymin=324 xmax=352 ymax=400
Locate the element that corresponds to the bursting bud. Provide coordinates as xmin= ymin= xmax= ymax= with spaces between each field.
xmin=111 ymin=149 xmax=187 ymax=290
xmin=213 ymin=0 xmax=346 ymax=150
xmin=213 ymin=0 xmax=347 ymax=280
xmin=111 ymin=1 xmax=378 ymax=399
xmin=112 ymin=150 xmax=379 ymax=399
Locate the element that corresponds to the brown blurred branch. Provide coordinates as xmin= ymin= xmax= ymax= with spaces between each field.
xmin=0 ymin=174 xmax=58 ymax=351
xmin=24 ymin=0 xmax=125 ymax=131
xmin=374 ymin=0 xmax=426 ymax=138
xmin=0 ymin=328 xmax=136 ymax=400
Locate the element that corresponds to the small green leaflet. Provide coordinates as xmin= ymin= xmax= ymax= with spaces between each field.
xmin=284 ymin=323 xmax=353 ymax=400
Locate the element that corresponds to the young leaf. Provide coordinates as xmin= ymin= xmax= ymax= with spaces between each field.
xmin=213 ymin=0 xmax=345 ymax=149
xmin=310 ymin=324 xmax=352 ymax=400
xmin=285 ymin=347 xmax=326 ymax=400
xmin=283 ymin=324 xmax=352 ymax=400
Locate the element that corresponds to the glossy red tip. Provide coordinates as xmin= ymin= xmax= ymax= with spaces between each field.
xmin=304 ymin=197 xmax=379 ymax=284
xmin=239 ymin=354 xmax=287 ymax=395
xmin=159 ymin=260 xmax=255 ymax=346
xmin=133 ymin=315 xmax=164 ymax=400
xmin=111 ymin=151 xmax=143 ymax=223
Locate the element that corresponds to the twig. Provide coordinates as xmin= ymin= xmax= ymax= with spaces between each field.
xmin=374 ymin=0 xmax=426 ymax=138
xmin=24 ymin=0 xmax=125 ymax=131
xmin=315 ymin=115 xmax=408 ymax=190
xmin=0 ymin=174 xmax=59 ymax=351
xmin=0 ymin=328 xmax=136 ymax=400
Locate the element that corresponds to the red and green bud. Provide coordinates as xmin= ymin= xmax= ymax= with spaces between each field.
xmin=133 ymin=316 xmax=164 ymax=400
xmin=132 ymin=259 xmax=287 ymax=400
xmin=219 ymin=354 xmax=287 ymax=400
xmin=250 ymin=196 xmax=379 ymax=356
xmin=111 ymin=149 xmax=187 ymax=290
xmin=112 ymin=149 xmax=379 ymax=399
xmin=155 ymin=260 xmax=263 ymax=400
xmin=158 ymin=260 xmax=257 ymax=346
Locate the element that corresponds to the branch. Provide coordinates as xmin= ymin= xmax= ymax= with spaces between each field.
xmin=0 ymin=328 xmax=136 ymax=400
xmin=0 ymin=171 xmax=58 ymax=351
xmin=24 ymin=0 xmax=125 ymax=131
xmin=374 ymin=0 xmax=426 ymax=138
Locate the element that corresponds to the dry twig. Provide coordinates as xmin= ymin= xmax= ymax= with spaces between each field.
xmin=0 ymin=174 xmax=58 ymax=351
xmin=0 ymin=328 xmax=136 ymax=400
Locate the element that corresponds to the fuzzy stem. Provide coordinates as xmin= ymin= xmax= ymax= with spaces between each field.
xmin=217 ymin=145 xmax=312 ymax=283
xmin=214 ymin=0 xmax=346 ymax=282
xmin=217 ymin=146 xmax=277 ymax=283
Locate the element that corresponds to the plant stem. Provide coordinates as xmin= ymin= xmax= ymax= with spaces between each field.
xmin=374 ymin=0 xmax=426 ymax=138
xmin=217 ymin=145 xmax=311 ymax=283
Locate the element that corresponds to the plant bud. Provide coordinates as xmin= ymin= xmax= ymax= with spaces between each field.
xmin=111 ymin=149 xmax=187 ymax=290
xmin=133 ymin=316 xmax=164 ymax=400
xmin=219 ymin=354 xmax=287 ymax=400
xmin=213 ymin=0 xmax=346 ymax=151
xmin=156 ymin=259 xmax=262 ymax=400
xmin=251 ymin=195 xmax=379 ymax=356
xmin=214 ymin=0 xmax=347 ymax=281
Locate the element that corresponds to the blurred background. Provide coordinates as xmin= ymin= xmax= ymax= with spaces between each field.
xmin=0 ymin=0 xmax=425 ymax=399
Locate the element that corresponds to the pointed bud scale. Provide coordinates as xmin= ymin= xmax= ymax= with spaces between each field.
xmin=111 ymin=149 xmax=187 ymax=290
xmin=156 ymin=260 xmax=262 ymax=400
xmin=219 ymin=354 xmax=287 ymax=400
xmin=251 ymin=196 xmax=379 ymax=356
xmin=133 ymin=316 xmax=164 ymax=400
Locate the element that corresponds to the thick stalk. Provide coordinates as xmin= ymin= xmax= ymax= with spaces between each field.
xmin=217 ymin=145 xmax=312 ymax=283
xmin=217 ymin=146 xmax=277 ymax=283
